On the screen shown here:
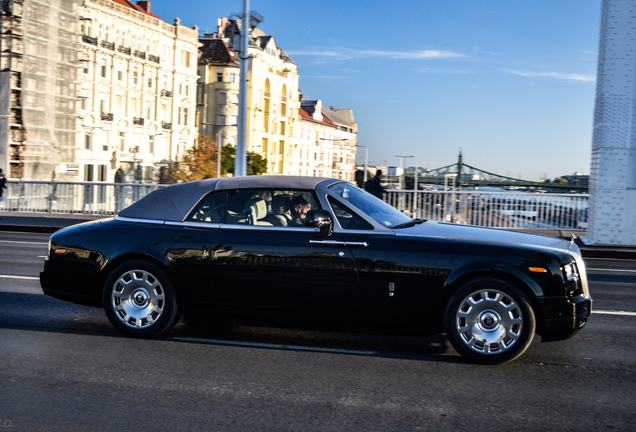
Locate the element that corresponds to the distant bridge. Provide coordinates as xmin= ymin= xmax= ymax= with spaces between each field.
xmin=413 ymin=150 xmax=588 ymax=191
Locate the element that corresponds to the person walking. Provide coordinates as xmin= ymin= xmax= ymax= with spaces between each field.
xmin=368 ymin=170 xmax=386 ymax=199
xmin=0 ymin=169 xmax=7 ymax=213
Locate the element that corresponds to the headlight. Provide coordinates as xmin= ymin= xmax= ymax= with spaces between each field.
xmin=564 ymin=263 xmax=578 ymax=280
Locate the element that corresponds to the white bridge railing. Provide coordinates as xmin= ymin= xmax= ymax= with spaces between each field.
xmin=385 ymin=189 xmax=588 ymax=230
xmin=0 ymin=181 xmax=588 ymax=231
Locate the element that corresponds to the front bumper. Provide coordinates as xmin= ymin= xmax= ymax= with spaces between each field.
xmin=538 ymin=294 xmax=592 ymax=342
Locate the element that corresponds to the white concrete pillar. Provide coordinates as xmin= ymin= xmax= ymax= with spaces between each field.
xmin=586 ymin=0 xmax=636 ymax=245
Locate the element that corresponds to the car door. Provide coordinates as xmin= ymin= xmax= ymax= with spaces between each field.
xmin=202 ymin=188 xmax=361 ymax=316
xmin=326 ymin=196 xmax=445 ymax=323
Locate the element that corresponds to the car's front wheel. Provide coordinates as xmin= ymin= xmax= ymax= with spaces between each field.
xmin=103 ymin=260 xmax=181 ymax=338
xmin=444 ymin=278 xmax=536 ymax=364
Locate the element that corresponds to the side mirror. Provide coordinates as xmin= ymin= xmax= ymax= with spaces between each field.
xmin=305 ymin=209 xmax=333 ymax=237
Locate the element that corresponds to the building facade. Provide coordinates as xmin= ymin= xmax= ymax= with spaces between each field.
xmin=0 ymin=0 xmax=199 ymax=182
xmin=77 ymin=0 xmax=199 ymax=184
xmin=296 ymin=99 xmax=357 ymax=181
xmin=197 ymin=17 xmax=302 ymax=175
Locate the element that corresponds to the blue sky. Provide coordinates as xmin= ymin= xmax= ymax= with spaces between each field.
xmin=151 ymin=0 xmax=601 ymax=181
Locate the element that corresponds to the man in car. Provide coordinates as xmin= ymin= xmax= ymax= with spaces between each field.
xmin=289 ymin=196 xmax=311 ymax=227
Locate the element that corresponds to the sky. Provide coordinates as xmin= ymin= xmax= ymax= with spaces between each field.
xmin=150 ymin=0 xmax=601 ymax=181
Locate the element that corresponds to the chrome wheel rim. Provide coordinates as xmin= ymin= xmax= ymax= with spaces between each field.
xmin=111 ymin=269 xmax=165 ymax=329
xmin=455 ymin=289 xmax=523 ymax=355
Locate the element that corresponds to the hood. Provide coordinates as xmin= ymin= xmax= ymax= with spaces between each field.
xmin=394 ymin=221 xmax=573 ymax=255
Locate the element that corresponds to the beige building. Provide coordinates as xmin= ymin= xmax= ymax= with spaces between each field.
xmin=297 ymin=99 xmax=357 ymax=181
xmin=0 ymin=0 xmax=199 ymax=182
xmin=197 ymin=17 xmax=301 ymax=175
xmin=77 ymin=0 xmax=199 ymax=184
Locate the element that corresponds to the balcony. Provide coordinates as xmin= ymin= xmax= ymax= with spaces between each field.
xmin=101 ymin=41 xmax=115 ymax=50
xmin=160 ymin=89 xmax=172 ymax=98
xmin=148 ymin=54 xmax=160 ymax=64
xmin=82 ymin=35 xmax=98 ymax=45
xmin=100 ymin=112 xmax=114 ymax=121
xmin=117 ymin=46 xmax=131 ymax=55
xmin=133 ymin=50 xmax=146 ymax=60
xmin=161 ymin=121 xmax=172 ymax=130
xmin=133 ymin=117 xmax=145 ymax=126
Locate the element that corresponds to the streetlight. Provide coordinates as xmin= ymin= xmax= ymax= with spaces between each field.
xmin=357 ymin=145 xmax=369 ymax=184
xmin=201 ymin=123 xmax=237 ymax=178
xmin=234 ymin=0 xmax=264 ymax=177
xmin=395 ymin=155 xmax=414 ymax=190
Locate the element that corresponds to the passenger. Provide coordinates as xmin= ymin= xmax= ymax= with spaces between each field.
xmin=289 ymin=196 xmax=311 ymax=227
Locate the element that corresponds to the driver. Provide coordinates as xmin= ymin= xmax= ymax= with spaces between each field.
xmin=289 ymin=196 xmax=311 ymax=227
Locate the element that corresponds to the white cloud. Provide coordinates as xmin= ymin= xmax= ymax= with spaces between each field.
xmin=505 ymin=69 xmax=596 ymax=82
xmin=286 ymin=48 xmax=465 ymax=60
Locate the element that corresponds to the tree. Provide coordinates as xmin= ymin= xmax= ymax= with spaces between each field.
xmin=220 ymin=144 xmax=268 ymax=176
xmin=175 ymin=135 xmax=218 ymax=182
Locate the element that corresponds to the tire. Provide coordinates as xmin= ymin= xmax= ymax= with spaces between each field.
xmin=444 ymin=278 xmax=536 ymax=364
xmin=103 ymin=260 xmax=181 ymax=338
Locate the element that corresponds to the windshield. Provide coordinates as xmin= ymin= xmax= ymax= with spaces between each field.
xmin=328 ymin=182 xmax=412 ymax=228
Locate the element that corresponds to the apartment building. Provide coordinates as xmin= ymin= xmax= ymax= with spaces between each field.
xmin=297 ymin=99 xmax=357 ymax=181
xmin=0 ymin=0 xmax=199 ymax=182
xmin=197 ymin=17 xmax=301 ymax=175
xmin=77 ymin=0 xmax=199 ymax=184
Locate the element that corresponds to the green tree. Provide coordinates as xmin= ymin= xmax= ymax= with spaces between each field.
xmin=220 ymin=144 xmax=268 ymax=176
xmin=175 ymin=135 xmax=218 ymax=182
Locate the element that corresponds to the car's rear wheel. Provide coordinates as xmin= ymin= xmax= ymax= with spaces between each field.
xmin=103 ymin=260 xmax=181 ymax=338
xmin=444 ymin=278 xmax=536 ymax=364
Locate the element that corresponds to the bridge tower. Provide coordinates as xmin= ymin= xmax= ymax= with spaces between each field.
xmin=586 ymin=0 xmax=636 ymax=246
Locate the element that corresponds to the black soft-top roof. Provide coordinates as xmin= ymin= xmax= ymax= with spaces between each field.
xmin=118 ymin=176 xmax=337 ymax=221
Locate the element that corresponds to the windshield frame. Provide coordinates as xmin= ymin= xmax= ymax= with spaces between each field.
xmin=325 ymin=181 xmax=412 ymax=231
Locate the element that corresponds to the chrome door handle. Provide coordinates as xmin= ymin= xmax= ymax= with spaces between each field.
xmin=310 ymin=240 xmax=346 ymax=246
xmin=309 ymin=240 xmax=368 ymax=247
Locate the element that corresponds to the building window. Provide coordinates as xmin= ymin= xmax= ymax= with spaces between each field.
xmin=144 ymin=166 xmax=153 ymax=181
xmin=122 ymin=32 xmax=127 ymax=47
xmin=217 ymin=73 xmax=223 ymax=82
xmin=185 ymin=84 xmax=189 ymax=96
xmin=119 ymin=132 xmax=125 ymax=151
xmin=98 ymin=165 xmax=107 ymax=182
xmin=229 ymin=73 xmax=236 ymax=83
xmin=184 ymin=108 xmax=189 ymax=125
xmin=148 ymin=78 xmax=152 ymax=88
xmin=100 ymin=59 xmax=107 ymax=78
xmin=105 ymin=26 xmax=110 ymax=42
xmin=84 ymin=164 xmax=94 ymax=182
xmin=133 ymin=70 xmax=138 ymax=85
xmin=149 ymin=135 xmax=155 ymax=153
xmin=84 ymin=133 xmax=91 ymax=150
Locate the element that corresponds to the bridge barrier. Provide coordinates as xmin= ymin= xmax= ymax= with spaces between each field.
xmin=0 ymin=181 xmax=588 ymax=231
xmin=385 ymin=189 xmax=588 ymax=230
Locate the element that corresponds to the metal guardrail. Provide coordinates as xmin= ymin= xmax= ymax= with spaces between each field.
xmin=0 ymin=181 xmax=164 ymax=215
xmin=385 ymin=189 xmax=588 ymax=230
xmin=0 ymin=181 xmax=589 ymax=230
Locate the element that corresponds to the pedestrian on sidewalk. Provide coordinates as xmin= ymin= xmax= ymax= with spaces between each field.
xmin=0 ymin=168 xmax=7 ymax=201
xmin=366 ymin=170 xmax=386 ymax=199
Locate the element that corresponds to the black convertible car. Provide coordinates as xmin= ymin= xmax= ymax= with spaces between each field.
xmin=40 ymin=176 xmax=591 ymax=363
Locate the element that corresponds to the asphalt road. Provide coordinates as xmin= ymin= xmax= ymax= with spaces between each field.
xmin=1 ymin=231 xmax=635 ymax=431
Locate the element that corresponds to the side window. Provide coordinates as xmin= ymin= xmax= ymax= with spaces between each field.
xmin=226 ymin=189 xmax=320 ymax=227
xmin=186 ymin=191 xmax=227 ymax=223
xmin=327 ymin=196 xmax=374 ymax=230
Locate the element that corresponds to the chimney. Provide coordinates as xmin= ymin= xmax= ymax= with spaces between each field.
xmin=137 ymin=1 xmax=150 ymax=13
xmin=330 ymin=106 xmax=334 ymax=110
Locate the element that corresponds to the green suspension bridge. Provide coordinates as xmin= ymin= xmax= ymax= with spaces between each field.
xmin=407 ymin=150 xmax=588 ymax=191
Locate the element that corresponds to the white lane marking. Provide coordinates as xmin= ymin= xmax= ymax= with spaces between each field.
xmin=0 ymin=275 xmax=39 ymax=280
xmin=172 ymin=337 xmax=379 ymax=356
xmin=0 ymin=240 xmax=48 ymax=245
xmin=593 ymin=310 xmax=636 ymax=317
xmin=588 ymin=268 xmax=636 ymax=273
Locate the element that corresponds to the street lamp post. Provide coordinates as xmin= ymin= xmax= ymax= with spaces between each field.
xmin=201 ymin=123 xmax=237 ymax=178
xmin=357 ymin=145 xmax=369 ymax=184
xmin=395 ymin=155 xmax=414 ymax=189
